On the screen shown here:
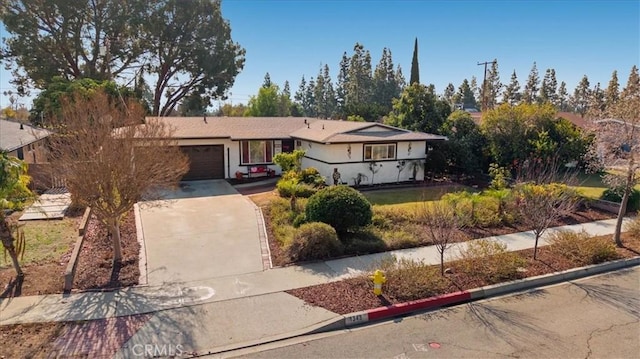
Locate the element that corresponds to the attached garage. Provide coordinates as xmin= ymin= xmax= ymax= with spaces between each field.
xmin=181 ymin=145 xmax=225 ymax=180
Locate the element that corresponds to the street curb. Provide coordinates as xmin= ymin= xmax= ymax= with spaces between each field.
xmin=331 ymin=256 xmax=640 ymax=329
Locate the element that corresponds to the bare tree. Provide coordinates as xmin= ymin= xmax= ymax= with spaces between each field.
xmin=48 ymin=90 xmax=189 ymax=263
xmin=512 ymin=158 xmax=579 ymax=259
xmin=588 ymin=66 xmax=640 ymax=247
xmin=418 ymin=201 xmax=463 ymax=275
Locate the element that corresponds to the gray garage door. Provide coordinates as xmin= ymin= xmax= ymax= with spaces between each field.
xmin=181 ymin=145 xmax=225 ymax=180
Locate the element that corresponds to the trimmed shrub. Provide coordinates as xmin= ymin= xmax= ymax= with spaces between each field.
xmin=548 ymin=230 xmax=619 ymax=265
xmin=299 ymin=167 xmax=325 ymax=186
xmin=601 ymin=188 xmax=640 ymax=212
xmin=305 ymin=186 xmax=372 ymax=235
xmin=276 ymin=179 xmax=318 ymax=198
xmin=457 ymin=239 xmax=526 ymax=283
xmin=287 ymin=222 xmax=344 ymax=262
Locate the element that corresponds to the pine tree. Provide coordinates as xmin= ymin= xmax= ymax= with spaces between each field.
xmin=503 ymin=70 xmax=521 ymax=105
xmin=557 ymin=81 xmax=569 ymax=111
xmin=305 ymin=77 xmax=316 ymax=117
xmin=345 ymin=43 xmax=373 ymax=111
xmin=262 ymin=72 xmax=272 ymax=88
xmin=294 ymin=75 xmax=306 ymax=106
xmin=605 ymin=70 xmax=620 ymax=114
xmin=457 ymin=79 xmax=477 ymax=109
xmin=486 ymin=59 xmax=501 ymax=109
xmin=283 ymin=80 xmax=291 ymax=99
xmin=410 ymin=37 xmax=420 ymax=85
xmin=395 ymin=65 xmax=406 ymax=93
xmin=314 ymin=64 xmax=337 ymax=119
xmin=373 ymin=47 xmax=400 ymax=114
xmin=523 ymin=62 xmax=540 ymax=104
xmin=336 ymin=52 xmax=349 ymax=118
xmin=573 ymin=75 xmax=591 ymax=117
xmin=539 ymin=68 xmax=558 ymax=105
xmin=470 ymin=76 xmax=480 ymax=108
xmin=443 ymin=83 xmax=455 ymax=107
xmin=588 ymin=82 xmax=606 ymax=118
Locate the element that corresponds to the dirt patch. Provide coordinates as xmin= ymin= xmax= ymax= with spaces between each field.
xmin=73 ymin=209 xmax=139 ymax=291
xmin=288 ymin=233 xmax=640 ymax=315
xmin=0 ymin=321 xmax=67 ymax=358
xmin=1 ymin=208 xmax=140 ymax=297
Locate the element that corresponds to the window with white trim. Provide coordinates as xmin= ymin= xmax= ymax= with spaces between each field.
xmin=364 ymin=144 xmax=396 ymax=160
xmin=241 ymin=140 xmax=273 ymax=164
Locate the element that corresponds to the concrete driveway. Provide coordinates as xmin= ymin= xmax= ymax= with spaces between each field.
xmin=138 ymin=180 xmax=265 ymax=285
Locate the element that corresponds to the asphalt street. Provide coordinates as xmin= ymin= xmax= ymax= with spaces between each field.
xmin=227 ymin=266 xmax=640 ymax=359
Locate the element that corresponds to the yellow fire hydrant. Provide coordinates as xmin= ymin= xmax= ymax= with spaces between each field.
xmin=370 ymin=269 xmax=386 ymax=296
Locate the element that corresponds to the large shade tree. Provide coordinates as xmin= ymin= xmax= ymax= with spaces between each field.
xmin=0 ymin=0 xmax=245 ymax=117
xmin=48 ymin=89 xmax=189 ymax=263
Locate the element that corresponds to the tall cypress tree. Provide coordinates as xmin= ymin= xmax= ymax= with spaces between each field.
xmin=410 ymin=37 xmax=420 ymax=85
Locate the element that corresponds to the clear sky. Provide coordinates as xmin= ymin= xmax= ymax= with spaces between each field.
xmin=1 ymin=0 xmax=639 ymax=109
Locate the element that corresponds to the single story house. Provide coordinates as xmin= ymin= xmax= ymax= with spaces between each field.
xmin=146 ymin=116 xmax=447 ymax=185
xmin=0 ymin=119 xmax=51 ymax=163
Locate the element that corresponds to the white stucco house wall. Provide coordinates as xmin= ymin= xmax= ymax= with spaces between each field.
xmin=147 ymin=116 xmax=446 ymax=185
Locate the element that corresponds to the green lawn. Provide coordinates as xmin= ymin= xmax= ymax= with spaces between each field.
xmin=362 ymin=185 xmax=472 ymax=207
xmin=1 ymin=217 xmax=78 ymax=269
xmin=572 ymin=172 xmax=640 ymax=199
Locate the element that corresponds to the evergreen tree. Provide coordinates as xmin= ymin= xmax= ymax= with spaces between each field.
xmin=523 ymin=62 xmax=540 ymax=104
xmin=336 ymin=52 xmax=350 ymax=118
xmin=557 ymin=81 xmax=569 ymax=111
xmin=486 ymin=59 xmax=501 ymax=109
xmin=470 ymin=76 xmax=480 ymax=108
xmin=314 ymin=64 xmax=337 ymax=119
xmin=283 ymin=80 xmax=291 ymax=99
xmin=373 ymin=47 xmax=400 ymax=115
xmin=457 ymin=79 xmax=477 ymax=109
xmin=395 ymin=65 xmax=406 ymax=92
xmin=503 ymin=70 xmax=521 ymax=105
xmin=305 ymin=77 xmax=317 ymax=117
xmin=410 ymin=37 xmax=420 ymax=85
xmin=605 ymin=70 xmax=620 ymax=113
xmin=539 ymin=68 xmax=558 ymax=105
xmin=294 ymin=75 xmax=306 ymax=106
xmin=345 ymin=43 xmax=373 ymax=116
xmin=588 ymin=82 xmax=606 ymax=118
xmin=573 ymin=75 xmax=591 ymax=117
xmin=443 ymin=83 xmax=455 ymax=107
xmin=262 ymin=72 xmax=272 ymax=88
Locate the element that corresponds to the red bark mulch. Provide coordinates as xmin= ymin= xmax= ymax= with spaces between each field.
xmin=73 ymin=209 xmax=140 ymax=291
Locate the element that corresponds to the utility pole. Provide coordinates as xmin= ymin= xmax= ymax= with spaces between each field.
xmin=477 ymin=60 xmax=497 ymax=112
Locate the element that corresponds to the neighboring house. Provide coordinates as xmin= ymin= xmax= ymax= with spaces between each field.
xmin=0 ymin=119 xmax=51 ymax=163
xmin=147 ymin=116 xmax=447 ymax=185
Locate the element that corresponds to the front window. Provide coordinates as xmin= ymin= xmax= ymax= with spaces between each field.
xmin=364 ymin=144 xmax=396 ymax=160
xmin=241 ymin=140 xmax=273 ymax=164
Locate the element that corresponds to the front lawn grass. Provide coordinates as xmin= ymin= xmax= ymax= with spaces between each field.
xmin=1 ymin=217 xmax=79 ymax=268
xmin=362 ymin=185 xmax=471 ymax=206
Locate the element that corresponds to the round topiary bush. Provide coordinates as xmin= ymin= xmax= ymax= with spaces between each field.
xmin=287 ymin=222 xmax=344 ymax=262
xmin=305 ymin=185 xmax=372 ymax=234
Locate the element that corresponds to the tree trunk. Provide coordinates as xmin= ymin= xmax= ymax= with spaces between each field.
xmin=614 ymin=189 xmax=630 ymax=247
xmin=0 ymin=218 xmax=23 ymax=277
xmin=533 ymin=233 xmax=540 ymax=260
xmin=109 ymin=219 xmax=123 ymax=263
xmin=440 ymin=250 xmax=445 ymax=276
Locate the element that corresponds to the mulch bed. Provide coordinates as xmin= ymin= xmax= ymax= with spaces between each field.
xmin=73 ymin=209 xmax=139 ymax=291
xmin=287 ymin=233 xmax=640 ymax=315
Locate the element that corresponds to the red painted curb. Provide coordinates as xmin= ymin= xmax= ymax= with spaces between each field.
xmin=366 ymin=291 xmax=471 ymax=321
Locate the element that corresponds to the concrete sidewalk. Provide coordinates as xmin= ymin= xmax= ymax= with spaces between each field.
xmin=0 ymin=218 xmax=632 ymax=357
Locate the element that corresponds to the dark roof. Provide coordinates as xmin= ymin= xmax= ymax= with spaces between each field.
xmin=0 ymin=119 xmax=51 ymax=152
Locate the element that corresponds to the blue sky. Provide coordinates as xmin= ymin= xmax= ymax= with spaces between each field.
xmin=1 ymin=0 xmax=639 ymax=109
